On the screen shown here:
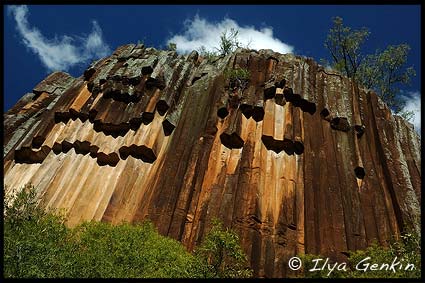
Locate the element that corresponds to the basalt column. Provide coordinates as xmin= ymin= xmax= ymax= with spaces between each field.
xmin=4 ymin=46 xmax=421 ymax=278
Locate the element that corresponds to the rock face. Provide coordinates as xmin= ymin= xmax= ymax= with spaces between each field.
xmin=4 ymin=44 xmax=421 ymax=277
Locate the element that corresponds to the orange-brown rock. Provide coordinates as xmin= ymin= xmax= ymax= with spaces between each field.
xmin=3 ymin=45 xmax=421 ymax=278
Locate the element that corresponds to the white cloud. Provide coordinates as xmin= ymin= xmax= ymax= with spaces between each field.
xmin=167 ymin=15 xmax=293 ymax=55
xmin=9 ymin=5 xmax=110 ymax=72
xmin=400 ymin=91 xmax=421 ymax=134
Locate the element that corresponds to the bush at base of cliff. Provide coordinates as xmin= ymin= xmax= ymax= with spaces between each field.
xmin=4 ymin=185 xmax=252 ymax=278
xmin=194 ymin=219 xmax=253 ymax=278
xmin=299 ymin=232 xmax=421 ymax=279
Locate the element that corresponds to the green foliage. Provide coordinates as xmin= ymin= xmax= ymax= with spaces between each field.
xmin=216 ymin=28 xmax=241 ymax=56
xmin=325 ymin=16 xmax=417 ymax=119
xmin=68 ymin=221 xmax=196 ymax=278
xmin=196 ymin=28 xmax=251 ymax=63
xmin=168 ymin=42 xmax=177 ymax=51
xmin=4 ymin=185 xmax=71 ymax=278
xmin=324 ymin=16 xmax=370 ymax=78
xmin=357 ymin=44 xmax=416 ymax=115
xmin=4 ymin=185 xmax=252 ymax=278
xmin=299 ymin=231 xmax=421 ymax=279
xmin=224 ymin=67 xmax=250 ymax=81
xmin=194 ymin=219 xmax=253 ymax=278
xmin=197 ymin=45 xmax=219 ymax=62
xmin=224 ymin=67 xmax=250 ymax=91
xmin=4 ymin=184 xmax=41 ymax=225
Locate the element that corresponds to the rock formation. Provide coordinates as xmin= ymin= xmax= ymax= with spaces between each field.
xmin=3 ymin=44 xmax=421 ymax=277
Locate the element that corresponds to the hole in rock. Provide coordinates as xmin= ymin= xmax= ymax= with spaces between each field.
xmin=290 ymin=93 xmax=302 ymax=107
xmin=294 ymin=141 xmax=304 ymax=155
xmin=275 ymin=78 xmax=286 ymax=89
xmin=217 ymin=107 xmax=229 ymax=119
xmin=354 ymin=125 xmax=365 ymax=138
xmin=129 ymin=117 xmax=143 ymax=130
xmin=263 ymin=86 xmax=276 ymax=100
xmin=282 ymin=139 xmax=295 ymax=155
xmin=240 ymin=104 xmax=253 ymax=119
xmin=54 ymin=112 xmax=70 ymax=124
xmin=119 ymin=146 xmax=130 ymax=160
xmin=156 ymin=101 xmax=169 ymax=116
xmin=74 ymin=141 xmax=91 ymax=155
xmin=32 ymin=136 xmax=45 ymax=149
xmin=129 ymin=145 xmax=157 ymax=163
xmin=83 ymin=68 xmax=96 ymax=81
xmin=61 ymin=141 xmax=73 ymax=153
xmin=300 ymin=100 xmax=316 ymax=115
xmin=261 ymin=135 xmax=275 ymax=151
xmin=142 ymin=112 xmax=154 ymax=125
xmin=52 ymin=142 xmax=62 ymax=154
xmin=330 ymin=117 xmax=351 ymax=132
xmin=354 ymin=166 xmax=365 ymax=179
xmin=129 ymin=76 xmax=141 ymax=86
xmin=97 ymin=152 xmax=120 ymax=167
xmin=145 ymin=77 xmax=165 ymax=90
xmin=89 ymin=145 xmax=99 ymax=158
xmin=141 ymin=66 xmax=154 ymax=76
xmin=320 ymin=108 xmax=330 ymax=118
xmin=162 ymin=120 xmax=176 ymax=136
xmin=220 ymin=133 xmax=244 ymax=149
xmin=283 ymin=87 xmax=294 ymax=101
xmin=252 ymin=106 xmax=265 ymax=122
xmin=288 ymin=223 xmax=296 ymax=230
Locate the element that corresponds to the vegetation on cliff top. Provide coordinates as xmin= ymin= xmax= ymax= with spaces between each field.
xmin=324 ymin=16 xmax=416 ymax=120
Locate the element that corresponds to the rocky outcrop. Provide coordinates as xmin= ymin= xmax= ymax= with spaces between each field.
xmin=3 ymin=44 xmax=421 ymax=278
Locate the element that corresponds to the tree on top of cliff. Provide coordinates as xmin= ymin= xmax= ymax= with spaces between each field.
xmin=324 ymin=16 xmax=370 ymax=79
xmin=357 ymin=44 xmax=416 ymax=118
xmin=216 ymin=28 xmax=242 ymax=56
xmin=324 ymin=17 xmax=416 ymax=120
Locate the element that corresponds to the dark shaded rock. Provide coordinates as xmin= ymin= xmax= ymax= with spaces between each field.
xmin=330 ymin=117 xmax=351 ymax=132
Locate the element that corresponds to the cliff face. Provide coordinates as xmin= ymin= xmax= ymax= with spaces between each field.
xmin=4 ymin=44 xmax=421 ymax=277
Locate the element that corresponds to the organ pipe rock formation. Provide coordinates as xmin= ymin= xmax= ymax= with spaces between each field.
xmin=4 ymin=44 xmax=421 ymax=278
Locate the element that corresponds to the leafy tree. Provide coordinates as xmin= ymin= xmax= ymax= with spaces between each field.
xmin=194 ymin=219 xmax=253 ymax=278
xmin=324 ymin=16 xmax=416 ymax=119
xmin=4 ymin=185 xmax=72 ymax=278
xmin=197 ymin=28 xmax=242 ymax=62
xmin=324 ymin=16 xmax=370 ymax=78
xmin=357 ymin=44 xmax=416 ymax=117
xmin=4 ymin=185 xmax=252 ymax=278
xmin=216 ymin=28 xmax=242 ymax=56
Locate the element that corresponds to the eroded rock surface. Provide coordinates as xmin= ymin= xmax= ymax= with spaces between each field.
xmin=4 ymin=45 xmax=421 ymax=278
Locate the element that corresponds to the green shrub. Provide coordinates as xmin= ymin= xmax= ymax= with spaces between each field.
xmin=298 ymin=232 xmax=421 ymax=279
xmin=224 ymin=67 xmax=250 ymax=81
xmin=194 ymin=219 xmax=253 ymax=278
xmin=223 ymin=67 xmax=250 ymax=92
xmin=348 ymin=232 xmax=421 ymax=278
xmin=4 ymin=185 xmax=252 ymax=278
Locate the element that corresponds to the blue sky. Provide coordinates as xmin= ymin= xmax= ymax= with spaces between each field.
xmin=4 ymin=5 xmax=421 ymax=131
